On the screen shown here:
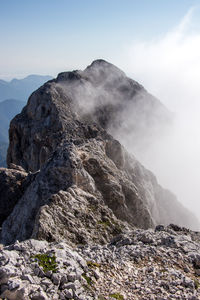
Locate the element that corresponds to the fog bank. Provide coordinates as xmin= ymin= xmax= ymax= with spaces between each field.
xmin=118 ymin=7 xmax=200 ymax=220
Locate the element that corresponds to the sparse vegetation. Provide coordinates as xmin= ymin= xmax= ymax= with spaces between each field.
xmin=87 ymin=260 xmax=101 ymax=268
xmin=194 ymin=278 xmax=200 ymax=289
xmin=109 ymin=293 xmax=124 ymax=300
xmin=97 ymin=218 xmax=123 ymax=234
xmin=111 ymin=221 xmax=123 ymax=234
xmin=98 ymin=295 xmax=106 ymax=300
xmin=82 ymin=273 xmax=93 ymax=285
xmin=33 ymin=253 xmax=57 ymax=273
xmin=98 ymin=220 xmax=111 ymax=227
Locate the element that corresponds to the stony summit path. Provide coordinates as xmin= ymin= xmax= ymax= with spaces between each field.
xmin=1 ymin=225 xmax=200 ymax=299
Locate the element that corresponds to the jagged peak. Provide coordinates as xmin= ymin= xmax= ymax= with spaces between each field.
xmin=84 ymin=59 xmax=126 ymax=78
xmin=87 ymin=59 xmax=113 ymax=68
xmin=56 ymin=70 xmax=82 ymax=82
xmin=55 ymin=59 xmax=126 ymax=85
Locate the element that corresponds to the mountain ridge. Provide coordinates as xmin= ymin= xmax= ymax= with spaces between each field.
xmin=0 ymin=98 xmax=26 ymax=160
xmin=0 ymin=74 xmax=53 ymax=166
xmin=0 ymin=59 xmax=199 ymax=299
xmin=0 ymin=59 xmax=198 ymax=248
xmin=0 ymin=74 xmax=53 ymax=102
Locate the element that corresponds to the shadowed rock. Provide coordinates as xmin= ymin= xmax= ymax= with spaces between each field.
xmin=0 ymin=166 xmax=27 ymax=225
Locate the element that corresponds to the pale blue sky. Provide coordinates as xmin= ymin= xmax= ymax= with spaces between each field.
xmin=0 ymin=0 xmax=200 ymax=79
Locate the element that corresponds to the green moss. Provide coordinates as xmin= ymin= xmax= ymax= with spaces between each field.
xmin=33 ymin=253 xmax=57 ymax=273
xmin=98 ymin=218 xmax=123 ymax=234
xmin=111 ymin=219 xmax=124 ymax=234
xmin=87 ymin=260 xmax=101 ymax=268
xmin=98 ymin=295 xmax=106 ymax=300
xmin=194 ymin=278 xmax=200 ymax=289
xmin=88 ymin=204 xmax=97 ymax=212
xmin=98 ymin=220 xmax=111 ymax=227
xmin=113 ymin=224 xmax=123 ymax=234
xmin=160 ymin=268 xmax=167 ymax=273
xmin=109 ymin=293 xmax=124 ymax=300
xmin=82 ymin=273 xmax=93 ymax=286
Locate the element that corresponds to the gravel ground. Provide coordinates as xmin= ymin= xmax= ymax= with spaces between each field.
xmin=1 ymin=225 xmax=200 ymax=299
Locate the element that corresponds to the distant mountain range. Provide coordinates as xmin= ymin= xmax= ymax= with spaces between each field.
xmin=0 ymin=75 xmax=53 ymax=102
xmin=0 ymin=143 xmax=8 ymax=167
xmin=0 ymin=99 xmax=26 ymax=167
xmin=0 ymin=75 xmax=53 ymax=167
xmin=0 ymin=99 xmax=26 ymax=142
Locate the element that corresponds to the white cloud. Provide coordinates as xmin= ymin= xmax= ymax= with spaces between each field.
xmin=119 ymin=7 xmax=200 ymax=221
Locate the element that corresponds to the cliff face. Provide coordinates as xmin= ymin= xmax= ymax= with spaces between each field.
xmin=1 ymin=60 xmax=199 ymax=246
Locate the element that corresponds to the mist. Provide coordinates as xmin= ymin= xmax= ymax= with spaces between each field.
xmin=117 ymin=7 xmax=200 ymax=221
xmin=55 ymin=46 xmax=200 ymax=228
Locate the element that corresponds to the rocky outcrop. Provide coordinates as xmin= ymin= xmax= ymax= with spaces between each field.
xmin=1 ymin=140 xmax=132 ymax=245
xmin=2 ymin=132 xmax=199 ymax=245
xmin=0 ymin=166 xmax=28 ymax=225
xmin=0 ymin=60 xmax=199 ymax=247
xmin=1 ymin=225 xmax=200 ymax=299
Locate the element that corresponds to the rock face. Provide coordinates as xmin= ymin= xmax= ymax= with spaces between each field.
xmin=0 ymin=166 xmax=28 ymax=225
xmin=0 ymin=60 xmax=199 ymax=246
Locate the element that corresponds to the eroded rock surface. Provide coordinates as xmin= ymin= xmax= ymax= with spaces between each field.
xmin=0 ymin=166 xmax=28 ymax=225
xmin=1 ymin=226 xmax=200 ymax=299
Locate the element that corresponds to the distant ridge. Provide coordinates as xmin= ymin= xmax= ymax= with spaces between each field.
xmin=0 ymin=75 xmax=53 ymax=166
xmin=0 ymin=74 xmax=53 ymax=102
xmin=0 ymin=99 xmax=26 ymax=143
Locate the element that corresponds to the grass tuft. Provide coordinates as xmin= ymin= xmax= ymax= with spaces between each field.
xmin=33 ymin=253 xmax=58 ymax=273
xmin=82 ymin=273 xmax=93 ymax=286
xmin=87 ymin=260 xmax=101 ymax=268
xmin=109 ymin=293 xmax=124 ymax=300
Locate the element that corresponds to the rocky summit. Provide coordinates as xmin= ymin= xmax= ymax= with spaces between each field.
xmin=0 ymin=60 xmax=200 ymax=299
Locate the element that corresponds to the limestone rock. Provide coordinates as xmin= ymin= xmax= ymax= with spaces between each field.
xmin=1 ymin=227 xmax=200 ymax=299
xmin=0 ymin=167 xmax=28 ymax=225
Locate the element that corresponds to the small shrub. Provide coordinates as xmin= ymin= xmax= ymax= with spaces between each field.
xmin=82 ymin=273 xmax=93 ymax=286
xmin=98 ymin=220 xmax=111 ymax=227
xmin=33 ymin=253 xmax=57 ymax=273
xmin=109 ymin=293 xmax=124 ymax=300
xmin=98 ymin=218 xmax=123 ymax=234
xmin=194 ymin=278 xmax=200 ymax=289
xmin=87 ymin=260 xmax=101 ymax=268
xmin=98 ymin=295 xmax=106 ymax=300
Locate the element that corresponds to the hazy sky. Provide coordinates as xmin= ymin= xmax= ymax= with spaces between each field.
xmin=1 ymin=0 xmax=199 ymax=79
